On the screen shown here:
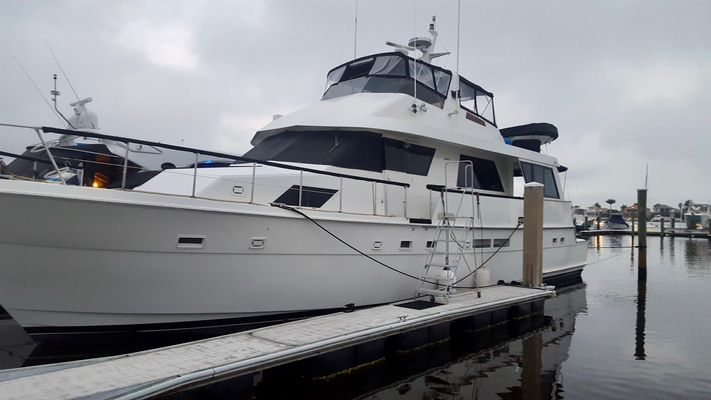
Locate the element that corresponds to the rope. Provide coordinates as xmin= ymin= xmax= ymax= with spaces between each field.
xmin=454 ymin=221 xmax=522 ymax=288
xmin=272 ymin=202 xmax=522 ymax=291
xmin=271 ymin=203 xmax=442 ymax=286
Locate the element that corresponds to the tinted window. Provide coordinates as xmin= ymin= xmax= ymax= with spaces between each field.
xmin=383 ymin=138 xmax=436 ymax=176
xmin=274 ymin=185 xmax=338 ymax=208
xmin=340 ymin=57 xmax=375 ymax=81
xmin=457 ymin=155 xmax=504 ymax=192
xmin=244 ymin=130 xmax=384 ymax=172
xmin=520 ymin=161 xmax=560 ymax=199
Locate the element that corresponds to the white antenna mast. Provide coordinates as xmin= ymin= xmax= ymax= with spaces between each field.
xmin=353 ymin=0 xmax=358 ymax=59
xmin=456 ymin=0 xmax=461 ymax=74
xmin=412 ymin=0 xmax=417 ymax=105
xmin=644 ymin=163 xmax=648 ymax=189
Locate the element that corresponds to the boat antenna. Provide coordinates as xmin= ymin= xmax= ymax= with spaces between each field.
xmin=50 ymin=73 xmax=75 ymax=128
xmin=44 ymin=39 xmax=81 ymax=101
xmin=12 ymin=56 xmax=66 ymax=126
xmin=353 ymin=0 xmax=358 ymax=59
xmin=644 ymin=163 xmax=648 ymax=189
xmin=456 ymin=0 xmax=461 ymax=74
xmin=412 ymin=0 xmax=417 ymax=106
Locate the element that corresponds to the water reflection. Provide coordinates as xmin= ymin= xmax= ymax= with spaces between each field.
xmin=350 ymin=285 xmax=588 ymax=400
xmin=635 ymin=248 xmax=647 ymax=360
xmin=684 ymin=239 xmax=711 ymax=277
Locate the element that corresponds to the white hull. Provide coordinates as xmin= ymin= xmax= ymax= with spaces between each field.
xmin=0 ymin=180 xmax=586 ymax=330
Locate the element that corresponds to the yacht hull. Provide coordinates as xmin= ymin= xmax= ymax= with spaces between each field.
xmin=0 ymin=180 xmax=586 ymax=332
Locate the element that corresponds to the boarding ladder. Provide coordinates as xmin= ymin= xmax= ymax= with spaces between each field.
xmin=416 ymin=161 xmax=477 ymax=302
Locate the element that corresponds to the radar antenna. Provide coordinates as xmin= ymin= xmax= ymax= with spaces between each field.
xmin=385 ymin=16 xmax=451 ymax=63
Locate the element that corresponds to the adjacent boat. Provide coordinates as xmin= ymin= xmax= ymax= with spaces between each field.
xmin=0 ymin=18 xmax=587 ymax=335
xmin=605 ymin=212 xmax=629 ymax=230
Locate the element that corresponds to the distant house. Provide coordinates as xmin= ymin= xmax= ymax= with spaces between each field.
xmin=585 ymin=205 xmax=603 ymax=218
xmin=652 ymin=203 xmax=675 ymax=217
xmin=623 ymin=203 xmax=652 ymax=220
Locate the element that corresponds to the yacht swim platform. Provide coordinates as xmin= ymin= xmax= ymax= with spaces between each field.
xmin=0 ymin=285 xmax=553 ymax=400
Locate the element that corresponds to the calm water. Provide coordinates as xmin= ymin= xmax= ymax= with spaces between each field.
xmin=339 ymin=236 xmax=711 ymax=400
xmin=1 ymin=236 xmax=710 ymax=399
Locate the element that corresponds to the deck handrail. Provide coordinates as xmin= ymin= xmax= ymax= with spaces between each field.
xmin=39 ymin=126 xmax=410 ymax=188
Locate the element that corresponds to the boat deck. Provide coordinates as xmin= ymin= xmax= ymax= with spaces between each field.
xmin=0 ymin=285 xmax=553 ymax=400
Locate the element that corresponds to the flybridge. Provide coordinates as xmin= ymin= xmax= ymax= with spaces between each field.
xmin=321 ymin=14 xmax=497 ymax=127
xmin=321 ymin=53 xmax=496 ymax=126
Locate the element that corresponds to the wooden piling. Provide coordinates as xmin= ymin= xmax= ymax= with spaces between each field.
xmin=637 ymin=189 xmax=647 ymax=249
xmin=523 ymin=183 xmax=544 ymax=287
xmin=660 ymin=218 xmax=665 ymax=237
xmin=671 ymin=211 xmax=676 ymax=230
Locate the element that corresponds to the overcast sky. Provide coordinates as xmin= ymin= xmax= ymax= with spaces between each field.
xmin=1 ymin=0 xmax=709 ymax=208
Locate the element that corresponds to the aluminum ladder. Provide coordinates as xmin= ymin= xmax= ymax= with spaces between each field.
xmin=416 ymin=164 xmax=477 ymax=302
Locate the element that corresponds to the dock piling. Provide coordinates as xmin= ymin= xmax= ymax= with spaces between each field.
xmin=671 ymin=211 xmax=676 ymax=230
xmin=637 ymin=189 xmax=647 ymax=249
xmin=522 ymin=182 xmax=544 ymax=287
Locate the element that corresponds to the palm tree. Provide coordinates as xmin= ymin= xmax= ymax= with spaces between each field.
xmin=605 ymin=198 xmax=616 ymax=214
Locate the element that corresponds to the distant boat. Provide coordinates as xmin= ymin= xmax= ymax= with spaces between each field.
xmin=605 ymin=212 xmax=629 ymax=230
xmin=685 ymin=204 xmax=710 ymax=230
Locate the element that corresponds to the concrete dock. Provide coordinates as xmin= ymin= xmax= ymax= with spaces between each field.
xmin=0 ymin=285 xmax=553 ymax=400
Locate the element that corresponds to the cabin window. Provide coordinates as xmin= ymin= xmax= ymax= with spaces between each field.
xmin=456 ymin=155 xmax=504 ymax=192
xmin=520 ymin=161 xmax=560 ymax=199
xmin=246 ymin=130 xmax=436 ymax=176
xmin=473 ymin=239 xmax=491 ymax=248
xmin=383 ymin=138 xmax=436 ymax=176
xmin=274 ymin=185 xmax=338 ymax=208
xmin=244 ymin=130 xmax=384 ymax=172
xmin=493 ymin=238 xmax=510 ymax=247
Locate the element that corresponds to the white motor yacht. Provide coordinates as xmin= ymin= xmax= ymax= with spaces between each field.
xmin=0 ymin=18 xmax=587 ymax=335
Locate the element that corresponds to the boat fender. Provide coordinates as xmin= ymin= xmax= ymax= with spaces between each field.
xmin=474 ymin=266 xmax=490 ymax=287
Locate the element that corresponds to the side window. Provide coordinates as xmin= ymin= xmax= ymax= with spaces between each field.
xmin=384 ymin=138 xmax=436 ymax=176
xmin=457 ymin=155 xmax=504 ymax=192
xmin=520 ymin=161 xmax=560 ymax=199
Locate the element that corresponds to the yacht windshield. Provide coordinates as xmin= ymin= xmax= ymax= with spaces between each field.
xmin=459 ymin=77 xmax=496 ymax=126
xmin=322 ymin=53 xmax=452 ymax=108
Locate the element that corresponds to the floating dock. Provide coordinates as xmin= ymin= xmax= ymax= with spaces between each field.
xmin=0 ymin=285 xmax=553 ymax=400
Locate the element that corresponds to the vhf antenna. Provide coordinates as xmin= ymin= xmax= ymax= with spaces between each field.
xmin=51 ymin=73 xmax=74 ymax=128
